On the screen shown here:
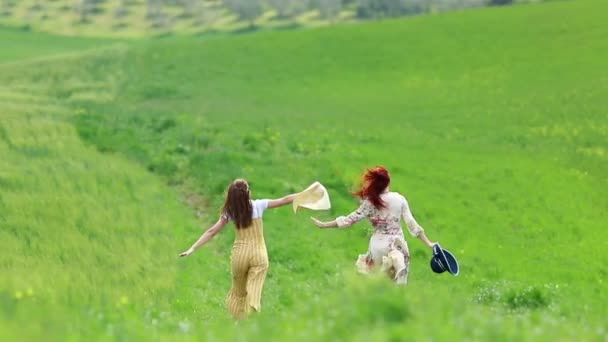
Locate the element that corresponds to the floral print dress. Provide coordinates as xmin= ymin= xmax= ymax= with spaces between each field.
xmin=335 ymin=192 xmax=424 ymax=285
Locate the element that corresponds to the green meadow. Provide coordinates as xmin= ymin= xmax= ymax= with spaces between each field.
xmin=0 ymin=25 xmax=111 ymax=62
xmin=1 ymin=0 xmax=607 ymax=340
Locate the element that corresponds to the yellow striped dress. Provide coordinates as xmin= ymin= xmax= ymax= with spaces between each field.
xmin=225 ymin=199 xmax=269 ymax=319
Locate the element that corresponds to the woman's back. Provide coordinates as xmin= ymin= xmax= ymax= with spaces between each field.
xmin=361 ymin=192 xmax=404 ymax=235
xmin=232 ymin=199 xmax=268 ymax=242
xmin=356 ymin=192 xmax=423 ymax=237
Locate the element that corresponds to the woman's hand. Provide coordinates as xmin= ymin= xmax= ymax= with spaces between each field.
xmin=310 ymin=217 xmax=327 ymax=228
xmin=428 ymin=241 xmax=438 ymax=249
xmin=179 ymin=248 xmax=195 ymax=257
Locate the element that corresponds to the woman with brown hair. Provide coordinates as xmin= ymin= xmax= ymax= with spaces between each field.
xmin=311 ymin=166 xmax=436 ymax=285
xmin=179 ymin=179 xmax=300 ymax=319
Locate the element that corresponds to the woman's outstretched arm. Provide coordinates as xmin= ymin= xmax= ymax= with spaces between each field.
xmin=401 ymin=197 xmax=436 ymax=248
xmin=312 ymin=200 xmax=371 ymax=229
xmin=179 ymin=215 xmax=229 ymax=257
xmin=310 ymin=217 xmax=339 ymax=228
xmin=267 ymin=193 xmax=299 ymax=208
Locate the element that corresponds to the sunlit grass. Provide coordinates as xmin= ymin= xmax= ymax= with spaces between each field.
xmin=0 ymin=48 xmax=206 ymax=340
xmin=0 ymin=26 xmax=113 ymax=62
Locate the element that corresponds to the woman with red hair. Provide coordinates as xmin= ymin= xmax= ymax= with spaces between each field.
xmin=311 ymin=166 xmax=436 ymax=285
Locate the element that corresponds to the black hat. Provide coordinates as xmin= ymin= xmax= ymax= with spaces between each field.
xmin=430 ymin=244 xmax=459 ymax=276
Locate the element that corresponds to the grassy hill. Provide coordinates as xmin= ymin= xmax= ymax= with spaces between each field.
xmin=1 ymin=0 xmax=607 ymax=340
xmin=0 ymin=25 xmax=113 ymax=62
xmin=0 ymin=36 xmax=195 ymax=340
xmin=0 ymin=0 xmax=350 ymax=38
xmin=0 ymin=0 xmax=540 ymax=39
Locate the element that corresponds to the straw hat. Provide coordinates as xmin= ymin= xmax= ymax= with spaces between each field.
xmin=292 ymin=181 xmax=331 ymax=213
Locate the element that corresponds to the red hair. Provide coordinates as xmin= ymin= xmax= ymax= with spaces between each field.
xmin=353 ymin=166 xmax=390 ymax=209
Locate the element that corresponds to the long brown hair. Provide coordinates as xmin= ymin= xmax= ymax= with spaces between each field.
xmin=353 ymin=166 xmax=390 ymax=209
xmin=221 ymin=179 xmax=253 ymax=229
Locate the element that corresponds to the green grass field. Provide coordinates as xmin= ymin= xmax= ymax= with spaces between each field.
xmin=0 ymin=25 xmax=113 ymax=62
xmin=1 ymin=0 xmax=607 ymax=340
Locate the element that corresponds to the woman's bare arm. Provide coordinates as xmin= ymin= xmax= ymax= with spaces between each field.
xmin=310 ymin=217 xmax=339 ymax=228
xmin=401 ymin=198 xmax=436 ymax=248
xmin=267 ymin=193 xmax=299 ymax=209
xmin=179 ymin=216 xmax=229 ymax=257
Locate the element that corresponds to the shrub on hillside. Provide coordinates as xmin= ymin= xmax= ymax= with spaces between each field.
xmin=504 ymin=286 xmax=550 ymax=310
xmin=1 ymin=0 xmax=14 ymax=17
xmin=223 ymin=0 xmax=264 ymax=28
xmin=268 ymin=0 xmax=311 ymax=19
xmin=114 ymin=0 xmax=131 ymax=19
xmin=474 ymin=281 xmax=554 ymax=311
xmin=489 ymin=0 xmax=514 ymax=5
xmin=146 ymin=0 xmax=161 ymax=19
xmin=316 ymin=0 xmax=343 ymax=20
xmin=430 ymin=0 xmax=486 ymax=12
xmin=76 ymin=0 xmax=106 ymax=23
xmin=356 ymin=0 xmax=427 ymax=19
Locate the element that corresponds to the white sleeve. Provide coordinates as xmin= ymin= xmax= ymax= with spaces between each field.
xmin=336 ymin=200 xmax=371 ymax=228
xmin=401 ymin=196 xmax=424 ymax=237
xmin=254 ymin=199 xmax=270 ymax=218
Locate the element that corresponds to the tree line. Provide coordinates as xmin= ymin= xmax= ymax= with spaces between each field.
xmin=1 ymin=0 xmax=521 ymax=30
